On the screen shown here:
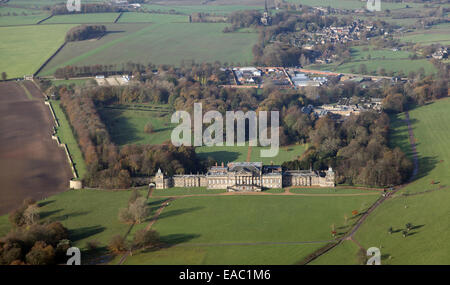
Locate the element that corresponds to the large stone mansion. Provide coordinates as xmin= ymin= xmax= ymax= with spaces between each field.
xmin=155 ymin=162 xmax=335 ymax=192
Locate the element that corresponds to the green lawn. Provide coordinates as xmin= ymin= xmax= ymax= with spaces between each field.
xmin=197 ymin=144 xmax=307 ymax=164
xmin=0 ymin=187 xmax=380 ymax=264
xmin=151 ymin=187 xmax=226 ymax=197
xmin=50 ymin=100 xmax=87 ymax=179
xmin=39 ymin=21 xmax=257 ymax=76
xmin=314 ymin=98 xmax=450 ymax=264
xmin=113 ymin=194 xmax=379 ymax=264
xmin=0 ymin=24 xmax=74 ymax=78
xmin=290 ymin=188 xmax=380 ymax=194
xmin=51 ymin=78 xmax=89 ymax=87
xmin=99 ymin=104 xmax=175 ymax=146
xmin=252 ymin=144 xmax=307 ymax=165
xmin=39 ymin=189 xmax=161 ymax=249
xmin=196 ymin=145 xmax=250 ymax=163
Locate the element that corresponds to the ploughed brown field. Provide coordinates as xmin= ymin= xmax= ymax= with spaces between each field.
xmin=0 ymin=81 xmax=72 ymax=215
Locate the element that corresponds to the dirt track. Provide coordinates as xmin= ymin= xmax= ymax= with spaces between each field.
xmin=0 ymin=81 xmax=72 ymax=215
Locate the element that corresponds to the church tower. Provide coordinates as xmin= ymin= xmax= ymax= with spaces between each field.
xmin=261 ymin=0 xmax=272 ymax=26
xmin=155 ymin=168 xmax=165 ymax=189
xmin=325 ymin=167 xmax=335 ymax=185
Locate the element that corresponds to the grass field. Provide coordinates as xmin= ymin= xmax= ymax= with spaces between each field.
xmin=51 ymin=78 xmax=89 ymax=87
xmin=314 ymin=98 xmax=450 ymax=264
xmin=43 ymin=13 xmax=120 ymax=24
xmin=142 ymin=4 xmax=262 ymax=15
xmin=398 ymin=32 xmax=450 ymax=45
xmin=196 ymin=145 xmax=250 ymax=162
xmin=0 ymin=24 xmax=73 ymax=78
xmin=112 ymin=194 xmax=380 ymax=264
xmin=99 ymin=104 xmax=175 ymax=146
xmin=252 ymin=144 xmax=307 ymax=165
xmin=118 ymin=12 xmax=189 ymax=23
xmin=5 ymin=0 xmax=105 ymax=9
xmin=39 ymin=20 xmax=257 ymax=75
xmin=36 ymin=189 xmax=158 ymax=251
xmin=286 ymin=0 xmax=423 ymax=10
xmin=196 ymin=144 xmax=307 ymax=165
xmin=0 ymin=186 xmax=380 ymax=264
xmin=290 ymin=187 xmax=381 ymax=194
xmin=308 ymin=46 xmax=436 ymax=76
xmin=0 ymin=13 xmax=50 ymax=26
xmin=50 ymin=100 xmax=87 ymax=179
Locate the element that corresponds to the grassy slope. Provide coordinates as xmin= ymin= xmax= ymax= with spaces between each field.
xmin=115 ymin=194 xmax=380 ymax=264
xmin=0 ymin=24 xmax=73 ymax=78
xmin=313 ymin=98 xmax=450 ymax=264
xmin=50 ymin=100 xmax=87 ymax=179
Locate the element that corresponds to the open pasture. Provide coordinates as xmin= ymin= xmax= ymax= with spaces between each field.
xmin=114 ymin=194 xmax=379 ymax=264
xmin=43 ymin=13 xmax=120 ymax=24
xmin=0 ymin=24 xmax=73 ymax=78
xmin=39 ymin=20 xmax=257 ymax=75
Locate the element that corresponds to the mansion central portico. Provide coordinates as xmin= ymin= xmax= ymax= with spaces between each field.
xmin=206 ymin=162 xmax=282 ymax=192
xmin=154 ymin=162 xmax=335 ymax=192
